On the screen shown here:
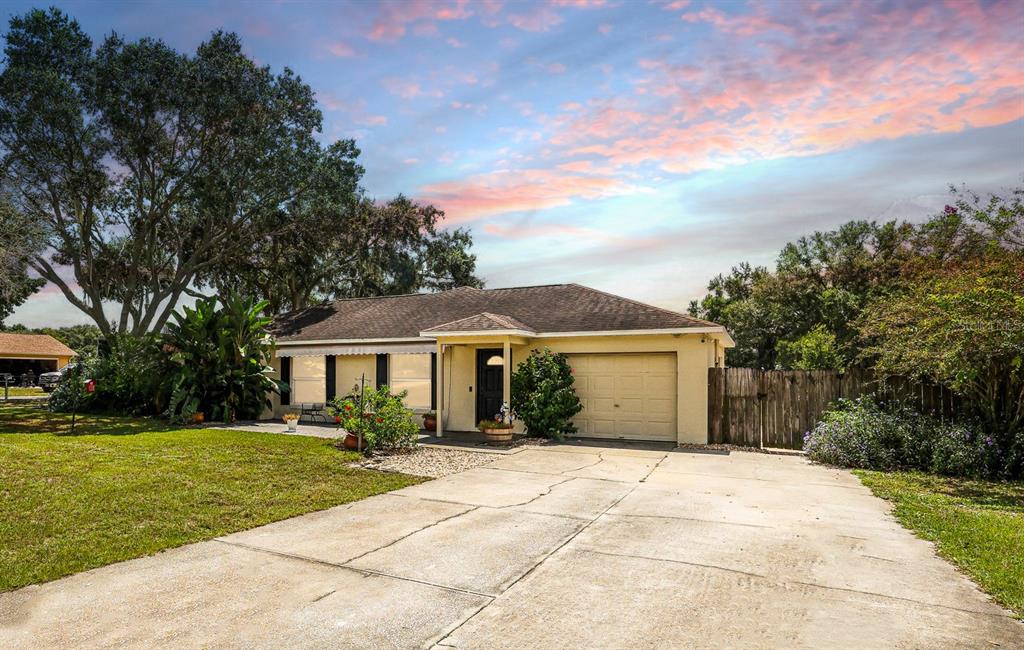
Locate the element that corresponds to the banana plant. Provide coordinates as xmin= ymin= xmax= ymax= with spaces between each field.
xmin=163 ymin=293 xmax=279 ymax=422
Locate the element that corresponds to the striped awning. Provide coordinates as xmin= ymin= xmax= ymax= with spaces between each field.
xmin=276 ymin=342 xmax=435 ymax=358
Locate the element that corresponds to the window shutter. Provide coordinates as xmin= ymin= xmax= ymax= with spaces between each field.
xmin=325 ymin=355 xmax=336 ymax=402
xmin=376 ymin=354 xmax=389 ymax=388
xmin=280 ymin=357 xmax=291 ymax=406
xmin=430 ymin=352 xmax=437 ymax=410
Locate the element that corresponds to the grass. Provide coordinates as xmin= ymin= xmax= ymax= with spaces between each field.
xmin=0 ymin=402 xmax=425 ymax=592
xmin=2 ymin=386 xmax=46 ymax=397
xmin=856 ymin=470 xmax=1024 ymax=619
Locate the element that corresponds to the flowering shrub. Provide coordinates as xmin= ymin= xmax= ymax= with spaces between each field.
xmin=804 ymin=397 xmax=1011 ymax=478
xmin=329 ymin=386 xmax=418 ymax=453
xmin=803 ymin=398 xmax=904 ymax=471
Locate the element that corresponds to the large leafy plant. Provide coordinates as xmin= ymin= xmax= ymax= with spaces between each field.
xmin=163 ymin=294 xmax=278 ymax=422
xmin=510 ymin=348 xmax=582 ymax=440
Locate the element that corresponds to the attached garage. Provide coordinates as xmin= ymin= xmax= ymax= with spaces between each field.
xmin=568 ymin=353 xmax=677 ymax=442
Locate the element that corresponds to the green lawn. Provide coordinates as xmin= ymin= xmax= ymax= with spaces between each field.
xmin=0 ymin=402 xmax=424 ymax=592
xmin=856 ymin=470 xmax=1024 ymax=619
xmin=2 ymin=386 xmax=46 ymax=397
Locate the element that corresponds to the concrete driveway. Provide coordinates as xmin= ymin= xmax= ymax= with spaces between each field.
xmin=2 ymin=445 xmax=1021 ymax=649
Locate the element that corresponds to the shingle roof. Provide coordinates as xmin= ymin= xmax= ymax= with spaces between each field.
xmin=0 ymin=333 xmax=76 ymax=357
xmin=274 ymin=284 xmax=721 ymax=342
xmin=423 ymin=312 xmax=536 ymax=333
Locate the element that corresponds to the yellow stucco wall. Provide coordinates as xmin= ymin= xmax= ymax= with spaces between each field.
xmin=437 ymin=333 xmax=721 ymax=444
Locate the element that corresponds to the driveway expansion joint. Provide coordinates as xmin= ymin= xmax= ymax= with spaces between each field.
xmin=434 ymin=482 xmax=641 ymax=647
xmin=580 ymin=548 xmax=1016 ymax=620
xmin=213 ymin=537 xmax=496 ymax=600
xmin=638 ymin=453 xmax=668 ymax=482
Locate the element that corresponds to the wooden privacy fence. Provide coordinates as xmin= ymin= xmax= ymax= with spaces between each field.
xmin=707 ymin=368 xmax=960 ymax=450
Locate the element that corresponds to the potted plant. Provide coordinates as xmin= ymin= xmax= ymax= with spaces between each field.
xmin=192 ymin=411 xmax=205 ymax=425
xmin=422 ymin=411 xmax=437 ymax=431
xmin=282 ymin=412 xmax=299 ymax=432
xmin=478 ymin=403 xmax=514 ymax=444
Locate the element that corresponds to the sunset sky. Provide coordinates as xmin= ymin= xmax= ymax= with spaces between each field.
xmin=6 ymin=0 xmax=1024 ymax=327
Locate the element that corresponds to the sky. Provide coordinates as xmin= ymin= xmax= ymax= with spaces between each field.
xmin=5 ymin=0 xmax=1024 ymax=328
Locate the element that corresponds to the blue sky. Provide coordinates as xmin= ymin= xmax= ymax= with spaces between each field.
xmin=6 ymin=0 xmax=1023 ymax=327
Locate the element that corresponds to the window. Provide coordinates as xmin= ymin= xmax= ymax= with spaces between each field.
xmin=389 ymin=353 xmax=432 ymax=410
xmin=290 ymin=356 xmax=325 ymax=404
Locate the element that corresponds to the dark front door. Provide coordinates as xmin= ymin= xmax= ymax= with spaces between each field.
xmin=476 ymin=348 xmax=504 ymax=423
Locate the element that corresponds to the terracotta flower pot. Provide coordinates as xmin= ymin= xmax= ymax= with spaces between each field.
xmin=192 ymin=412 xmax=205 ymax=425
xmin=343 ymin=432 xmax=365 ymax=451
xmin=481 ymin=428 xmax=513 ymax=444
xmin=423 ymin=414 xmax=437 ymax=431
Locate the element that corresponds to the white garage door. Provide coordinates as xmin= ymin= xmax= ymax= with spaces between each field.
xmin=568 ymin=353 xmax=677 ymax=442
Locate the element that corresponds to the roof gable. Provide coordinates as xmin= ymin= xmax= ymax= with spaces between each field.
xmin=422 ymin=312 xmax=536 ymax=334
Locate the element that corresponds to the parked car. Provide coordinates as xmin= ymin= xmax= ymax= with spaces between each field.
xmin=39 ymin=364 xmax=75 ymax=392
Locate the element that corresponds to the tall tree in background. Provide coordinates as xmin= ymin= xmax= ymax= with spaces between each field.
xmin=0 ymin=9 xmax=480 ymax=333
xmin=0 ymin=197 xmax=44 ymax=325
xmin=209 ymin=188 xmax=481 ymax=314
xmin=689 ymin=185 xmax=1023 ymax=369
xmin=0 ymin=9 xmax=321 ymax=336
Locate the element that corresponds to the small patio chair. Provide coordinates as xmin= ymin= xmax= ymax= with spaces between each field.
xmin=301 ymin=403 xmax=328 ymax=423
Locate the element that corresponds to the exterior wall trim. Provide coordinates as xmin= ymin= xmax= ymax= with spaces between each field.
xmin=276 ymin=337 xmax=430 ymax=346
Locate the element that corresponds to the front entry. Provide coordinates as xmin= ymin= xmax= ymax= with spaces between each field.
xmin=476 ymin=348 xmax=504 ymax=423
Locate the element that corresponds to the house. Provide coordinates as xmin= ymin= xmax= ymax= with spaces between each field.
xmin=268 ymin=284 xmax=734 ymax=444
xmin=0 ymin=333 xmax=76 ymax=380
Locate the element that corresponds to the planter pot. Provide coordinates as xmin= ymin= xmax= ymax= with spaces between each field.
xmin=481 ymin=428 xmax=514 ymax=444
xmin=423 ymin=414 xmax=437 ymax=431
xmin=192 ymin=412 xmax=205 ymax=425
xmin=343 ymin=432 xmax=365 ymax=451
xmin=285 ymin=420 xmax=298 ymax=432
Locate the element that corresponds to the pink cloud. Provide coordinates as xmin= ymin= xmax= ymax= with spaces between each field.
xmin=381 ymin=77 xmax=443 ymax=99
xmin=358 ymin=114 xmax=388 ymax=126
xmin=507 ymin=6 xmax=564 ymax=32
xmin=326 ymin=41 xmax=355 ymax=57
xmin=419 ymin=169 xmax=644 ymax=222
xmin=550 ymin=0 xmax=609 ymax=6
xmin=540 ymin=0 xmax=1023 ymax=175
xmin=547 ymin=62 xmax=567 ymax=74
xmin=446 ymin=37 xmax=466 ymax=48
xmin=367 ymin=0 xmax=474 ymax=42
xmin=597 ymin=23 xmax=613 ymax=35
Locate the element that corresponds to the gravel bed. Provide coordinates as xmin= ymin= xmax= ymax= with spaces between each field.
xmin=352 ymin=446 xmax=497 ymax=478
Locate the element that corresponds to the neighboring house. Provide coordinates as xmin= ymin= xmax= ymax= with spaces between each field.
xmin=269 ymin=284 xmax=734 ymax=444
xmin=0 ymin=333 xmax=76 ymax=379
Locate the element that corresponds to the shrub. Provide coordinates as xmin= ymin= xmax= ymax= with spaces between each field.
xmin=49 ymin=335 xmax=168 ymax=415
xmin=510 ymin=347 xmax=582 ymax=440
xmin=330 ymin=386 xmax=418 ymax=453
xmin=48 ymin=360 xmax=91 ymax=413
xmin=805 ymin=397 xmax=1014 ymax=478
xmin=803 ymin=398 xmax=903 ymax=470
